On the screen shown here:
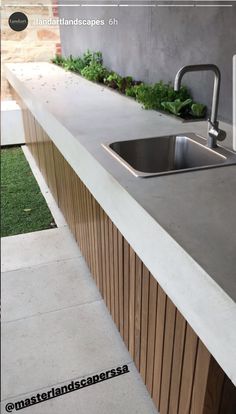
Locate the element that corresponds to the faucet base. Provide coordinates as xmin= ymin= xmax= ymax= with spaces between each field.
xmin=207 ymin=134 xmax=218 ymax=148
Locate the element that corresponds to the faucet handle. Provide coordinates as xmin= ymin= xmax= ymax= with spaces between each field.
xmin=216 ymin=129 xmax=227 ymax=142
xmin=208 ymin=122 xmax=226 ymax=142
xmin=208 ymin=119 xmax=226 ymax=147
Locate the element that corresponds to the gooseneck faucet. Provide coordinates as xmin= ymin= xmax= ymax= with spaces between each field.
xmin=174 ymin=64 xmax=226 ymax=148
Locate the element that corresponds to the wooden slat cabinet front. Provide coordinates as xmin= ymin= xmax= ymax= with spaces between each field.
xmin=20 ymin=104 xmax=236 ymax=414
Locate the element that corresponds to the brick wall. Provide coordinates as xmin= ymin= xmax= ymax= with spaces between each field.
xmin=1 ymin=0 xmax=61 ymax=100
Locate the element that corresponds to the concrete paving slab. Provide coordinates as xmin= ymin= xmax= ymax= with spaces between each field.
xmin=1 ymin=363 xmax=158 ymax=414
xmin=2 ymin=301 xmax=132 ymax=400
xmin=1 ymin=227 xmax=81 ymax=273
xmin=2 ymin=258 xmax=101 ymax=322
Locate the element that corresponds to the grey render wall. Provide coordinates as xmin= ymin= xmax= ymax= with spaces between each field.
xmin=58 ymin=4 xmax=236 ymax=122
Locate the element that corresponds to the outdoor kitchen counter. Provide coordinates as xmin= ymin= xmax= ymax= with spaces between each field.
xmin=5 ymin=62 xmax=236 ymax=386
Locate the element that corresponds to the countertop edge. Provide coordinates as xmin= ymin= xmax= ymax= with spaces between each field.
xmin=5 ymin=63 xmax=236 ymax=386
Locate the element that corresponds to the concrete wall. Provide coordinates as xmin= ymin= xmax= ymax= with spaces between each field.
xmin=1 ymin=0 xmax=61 ymax=100
xmin=58 ymin=4 xmax=236 ymax=123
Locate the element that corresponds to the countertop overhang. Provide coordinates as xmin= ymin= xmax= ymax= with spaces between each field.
xmin=5 ymin=62 xmax=236 ymax=385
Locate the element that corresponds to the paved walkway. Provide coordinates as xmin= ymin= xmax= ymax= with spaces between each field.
xmin=1 ymin=147 xmax=158 ymax=414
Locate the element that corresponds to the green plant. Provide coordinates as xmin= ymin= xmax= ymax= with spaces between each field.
xmin=190 ymin=102 xmax=206 ymax=118
xmin=52 ymin=50 xmax=206 ymax=119
xmin=125 ymin=85 xmax=137 ymax=98
xmin=117 ymin=76 xmax=133 ymax=93
xmin=125 ymin=83 xmax=143 ymax=98
xmin=82 ymin=50 xmax=93 ymax=66
xmin=62 ymin=55 xmax=87 ymax=73
xmin=134 ymin=84 xmax=158 ymax=109
xmin=161 ymin=98 xmax=192 ymax=116
xmin=81 ymin=62 xmax=110 ymax=83
xmin=104 ymin=72 xmax=122 ymax=89
xmin=133 ymin=82 xmax=192 ymax=111
xmin=52 ymin=51 xmax=103 ymax=74
xmin=174 ymin=85 xmax=191 ymax=102
xmin=82 ymin=50 xmax=103 ymax=66
xmin=51 ymin=55 xmax=65 ymax=66
xmin=105 ymin=74 xmax=133 ymax=93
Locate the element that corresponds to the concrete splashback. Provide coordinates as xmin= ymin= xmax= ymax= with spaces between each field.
xmin=58 ymin=3 xmax=236 ymax=123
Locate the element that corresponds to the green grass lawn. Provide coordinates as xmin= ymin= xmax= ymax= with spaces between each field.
xmin=1 ymin=146 xmax=56 ymax=237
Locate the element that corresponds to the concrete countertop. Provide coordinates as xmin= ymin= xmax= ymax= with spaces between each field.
xmin=5 ymin=62 xmax=236 ymax=385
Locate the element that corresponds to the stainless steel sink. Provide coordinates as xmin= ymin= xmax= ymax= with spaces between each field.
xmin=102 ymin=133 xmax=236 ymax=177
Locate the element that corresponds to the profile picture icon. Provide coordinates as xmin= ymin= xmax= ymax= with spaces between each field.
xmin=8 ymin=12 xmax=28 ymax=31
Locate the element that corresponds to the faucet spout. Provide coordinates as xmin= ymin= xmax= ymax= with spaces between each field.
xmin=174 ymin=64 xmax=225 ymax=148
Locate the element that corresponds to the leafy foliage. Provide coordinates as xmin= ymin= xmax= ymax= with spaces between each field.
xmin=161 ymin=99 xmax=192 ymax=116
xmin=52 ymin=51 xmax=206 ymax=119
xmin=51 ymin=55 xmax=65 ymax=66
xmin=117 ymin=76 xmax=133 ymax=93
xmin=81 ymin=62 xmax=110 ymax=83
xmin=104 ymin=72 xmax=122 ymax=89
xmin=190 ymin=102 xmax=206 ymax=118
xmin=133 ymin=82 xmax=191 ymax=111
xmin=62 ymin=55 xmax=87 ymax=73
xmin=134 ymin=84 xmax=157 ymax=109
xmin=51 ymin=50 xmax=103 ymax=74
xmin=105 ymin=73 xmax=133 ymax=93
xmin=82 ymin=50 xmax=103 ymax=66
xmin=125 ymin=85 xmax=137 ymax=98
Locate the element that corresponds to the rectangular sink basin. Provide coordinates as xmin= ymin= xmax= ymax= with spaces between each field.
xmin=102 ymin=133 xmax=236 ymax=177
